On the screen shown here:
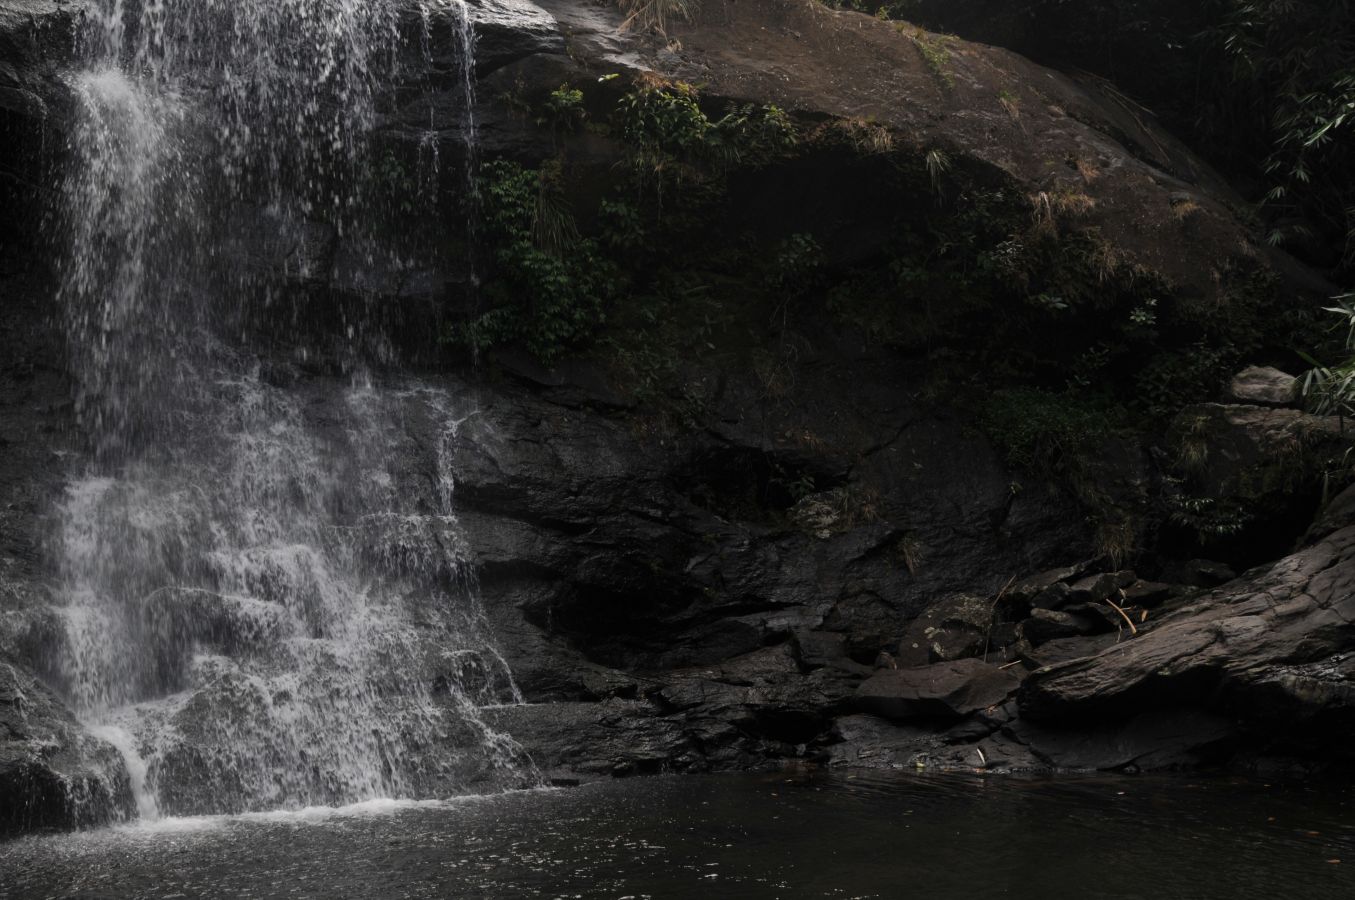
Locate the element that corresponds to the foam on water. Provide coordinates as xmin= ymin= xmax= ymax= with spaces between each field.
xmin=110 ymin=791 xmax=542 ymax=836
xmin=47 ymin=0 xmax=522 ymax=821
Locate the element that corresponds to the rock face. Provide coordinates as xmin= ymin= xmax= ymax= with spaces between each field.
xmin=1021 ymin=523 xmax=1355 ymax=735
xmin=1 ymin=661 xmax=134 ymax=837
xmin=524 ymin=0 xmax=1266 ymax=305
xmin=2 ymin=0 xmax=1353 ymax=837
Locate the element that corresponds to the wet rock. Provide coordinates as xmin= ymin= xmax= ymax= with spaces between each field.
xmin=942 ymin=700 xmax=1016 ymax=744
xmin=484 ymin=699 xmax=699 ymax=779
xmin=1067 ymin=571 xmax=1135 ymax=604
xmin=855 ymin=659 xmax=1019 ymax=721
xmin=1121 ymin=580 xmax=1177 ymax=608
xmin=987 ymin=622 xmax=1020 ymax=651
xmin=1222 ymin=366 xmax=1300 ymax=409
xmin=1307 ymin=484 xmax=1355 ymax=543
xmin=1029 ymin=582 xmax=1073 ymax=611
xmin=824 ymin=714 xmax=940 ymax=769
xmin=826 ymin=711 xmax=1042 ymax=772
xmin=1020 ymin=525 xmax=1355 ymax=764
xmin=1160 ymin=559 xmax=1237 ymax=589
xmin=1019 ymin=634 xmax=1120 ymax=670
xmin=1 ymin=660 xmax=135 ymax=836
xmin=1021 ymin=609 xmax=1093 ymax=645
xmin=792 ymin=630 xmax=871 ymax=676
xmin=1006 ymin=709 xmax=1237 ymax=771
xmin=894 ymin=594 xmax=993 ymax=667
xmin=1063 ymin=602 xmax=1126 ymax=635
xmin=1007 ymin=566 xmax=1084 ymax=605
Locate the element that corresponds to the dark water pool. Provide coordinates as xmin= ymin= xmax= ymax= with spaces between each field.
xmin=3 ymin=771 xmax=1353 ymax=898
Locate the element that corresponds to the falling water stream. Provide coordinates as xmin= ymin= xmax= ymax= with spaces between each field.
xmin=48 ymin=0 xmax=525 ymax=820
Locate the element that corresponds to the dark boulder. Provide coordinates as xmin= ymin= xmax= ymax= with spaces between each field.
xmin=855 ymin=659 xmax=1019 ymax=721
xmin=1 ymin=660 xmax=135 ymax=836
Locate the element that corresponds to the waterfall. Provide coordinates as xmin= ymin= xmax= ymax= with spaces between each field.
xmin=49 ymin=0 xmax=525 ymax=818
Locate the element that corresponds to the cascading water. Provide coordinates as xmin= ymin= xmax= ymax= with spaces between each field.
xmin=49 ymin=0 xmax=526 ymax=818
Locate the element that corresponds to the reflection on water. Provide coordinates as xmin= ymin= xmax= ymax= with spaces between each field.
xmin=2 ymin=771 xmax=1354 ymax=898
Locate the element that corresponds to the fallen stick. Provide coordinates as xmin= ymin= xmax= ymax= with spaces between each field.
xmin=1106 ymin=594 xmax=1139 ymax=636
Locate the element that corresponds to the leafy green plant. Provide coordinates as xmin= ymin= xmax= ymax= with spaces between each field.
xmin=1135 ymin=343 xmax=1232 ymax=419
xmin=980 ymin=387 xmax=1117 ymax=475
xmin=766 ymin=233 xmax=826 ymax=299
xmin=1167 ymin=492 xmax=1254 ymax=538
xmin=1128 ymin=298 xmax=1158 ymax=328
xmin=617 ymin=81 xmax=797 ymax=189
xmin=539 ymin=85 xmax=587 ymax=140
xmin=1215 ymin=1 xmax=1355 ymax=267
xmin=1300 ymin=293 xmax=1355 ymax=418
xmin=454 ymin=160 xmax=617 ymax=363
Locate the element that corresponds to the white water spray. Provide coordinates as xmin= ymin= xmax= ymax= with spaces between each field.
xmin=51 ymin=0 xmax=523 ymax=819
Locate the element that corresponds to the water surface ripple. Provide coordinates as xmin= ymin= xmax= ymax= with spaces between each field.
xmin=3 ymin=772 xmax=1353 ymax=898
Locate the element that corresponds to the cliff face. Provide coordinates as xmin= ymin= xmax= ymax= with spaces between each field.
xmin=2 ymin=0 xmax=1352 ymax=836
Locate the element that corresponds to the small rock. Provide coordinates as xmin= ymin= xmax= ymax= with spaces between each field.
xmin=1068 ymin=572 xmax=1134 ymax=604
xmin=1121 ymin=581 xmax=1176 ymax=607
xmin=1064 ymin=602 xmax=1124 ymax=634
xmin=1030 ymin=582 xmax=1073 ymax=611
xmin=1022 ymin=609 xmax=1092 ymax=645
xmin=1007 ymin=566 xmax=1083 ymax=604
xmin=1222 ymin=366 xmax=1300 ymax=409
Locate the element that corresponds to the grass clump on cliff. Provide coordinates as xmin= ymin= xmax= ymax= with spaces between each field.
xmin=617 ymin=0 xmax=697 ymax=35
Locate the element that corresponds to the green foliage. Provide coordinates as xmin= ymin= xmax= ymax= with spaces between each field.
xmin=619 ymin=81 xmax=711 ymax=166
xmin=1300 ymin=293 xmax=1355 ymax=417
xmin=617 ymin=81 xmax=797 ymax=191
xmin=604 ymin=273 xmax=729 ymax=415
xmin=979 ymin=387 xmax=1118 ymax=475
xmin=1166 ymin=492 xmax=1254 ymax=538
xmin=539 ymin=85 xmax=587 ymax=138
xmin=454 ymin=160 xmax=616 ymax=363
xmin=454 ymin=80 xmax=801 ymax=367
xmin=1134 ymin=343 xmax=1233 ymax=419
xmin=1214 ymin=1 xmax=1355 ymax=266
xmin=765 ymin=233 xmax=826 ymax=299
